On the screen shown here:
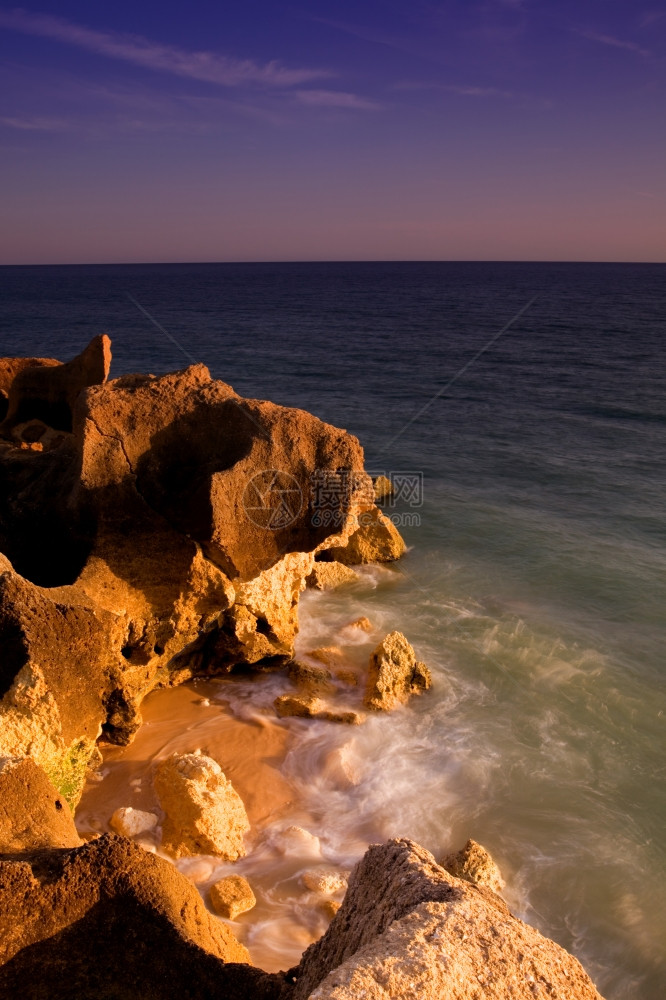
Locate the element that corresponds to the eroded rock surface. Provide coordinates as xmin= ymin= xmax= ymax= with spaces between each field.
xmin=0 ymin=756 xmax=81 ymax=852
xmin=0 ymin=835 xmax=285 ymax=1000
xmin=0 ymin=338 xmax=379 ymax=802
xmin=442 ymin=838 xmax=505 ymax=894
xmin=321 ymin=507 xmax=406 ymax=565
xmin=364 ymin=630 xmax=432 ymax=711
xmin=292 ymin=839 xmax=605 ymax=1000
xmin=210 ymin=874 xmax=257 ymax=919
xmin=154 ymin=752 xmax=250 ymax=860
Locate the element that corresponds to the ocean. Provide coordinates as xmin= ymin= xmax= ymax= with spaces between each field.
xmin=1 ymin=261 xmax=664 ymax=998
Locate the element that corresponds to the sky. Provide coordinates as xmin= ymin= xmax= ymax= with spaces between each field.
xmin=0 ymin=0 xmax=665 ymax=263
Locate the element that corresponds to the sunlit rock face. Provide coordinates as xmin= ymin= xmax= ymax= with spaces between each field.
xmin=0 ymin=337 xmax=392 ymax=803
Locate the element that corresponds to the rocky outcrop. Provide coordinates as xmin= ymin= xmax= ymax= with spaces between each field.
xmin=210 ymin=874 xmax=257 ymax=919
xmin=442 ymin=838 xmax=505 ymax=894
xmin=0 ymin=356 xmax=61 ymax=422
xmin=0 ymin=756 xmax=81 ymax=852
xmin=0 ymin=338 xmax=378 ymax=802
xmin=307 ymin=561 xmax=359 ymax=590
xmin=291 ymin=839 xmax=605 ymax=1000
xmin=154 ymin=752 xmax=250 ymax=860
xmin=364 ymin=631 xmax=431 ymax=711
xmin=0 ymin=835 xmax=286 ymax=1000
xmin=320 ymin=507 xmax=406 ymax=565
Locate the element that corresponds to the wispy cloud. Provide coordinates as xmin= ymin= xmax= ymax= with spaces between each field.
xmin=639 ymin=10 xmax=666 ymax=28
xmin=395 ymin=80 xmax=514 ymax=99
xmin=574 ymin=29 xmax=651 ymax=58
xmin=293 ymin=89 xmax=381 ymax=110
xmin=0 ymin=7 xmax=329 ymax=88
xmin=0 ymin=113 xmax=69 ymax=130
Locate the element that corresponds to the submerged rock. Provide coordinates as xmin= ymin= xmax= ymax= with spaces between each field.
xmin=154 ymin=752 xmax=250 ymax=860
xmin=364 ymin=630 xmax=432 ymax=711
xmin=302 ymin=868 xmax=349 ymax=895
xmin=0 ymin=835 xmax=287 ymax=1000
xmin=0 ymin=756 xmax=81 ymax=852
xmin=441 ymin=837 xmax=505 ymax=895
xmin=287 ymin=659 xmax=335 ymax=695
xmin=210 ymin=874 xmax=257 ymax=919
xmin=291 ymin=839 xmax=605 ymax=1000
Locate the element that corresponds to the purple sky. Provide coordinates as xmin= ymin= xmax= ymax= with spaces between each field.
xmin=1 ymin=1 xmax=664 ymax=263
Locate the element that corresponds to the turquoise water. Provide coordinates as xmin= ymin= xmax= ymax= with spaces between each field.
xmin=1 ymin=261 xmax=665 ymax=997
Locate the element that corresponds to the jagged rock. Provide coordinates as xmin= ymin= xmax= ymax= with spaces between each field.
xmin=1 ymin=334 xmax=110 ymax=434
xmin=287 ymin=659 xmax=335 ymax=694
xmin=0 ymin=558 xmax=126 ymax=805
xmin=307 ymin=561 xmax=359 ymax=590
xmin=364 ymin=631 xmax=431 ymax=711
xmin=320 ymin=507 xmax=406 ymax=565
xmin=323 ymin=744 xmax=362 ymax=788
xmin=319 ymin=899 xmax=342 ymax=920
xmin=0 ymin=835 xmax=286 ymax=1000
xmin=154 ymin=752 xmax=250 ymax=860
xmin=373 ymin=475 xmax=394 ymax=502
xmin=0 ymin=756 xmax=81 ymax=852
xmin=291 ymin=839 xmax=605 ymax=1000
xmin=302 ymin=869 xmax=349 ymax=895
xmin=210 ymin=874 xmax=257 ymax=919
xmin=109 ymin=806 xmax=159 ymax=839
xmin=0 ymin=340 xmax=373 ymax=797
xmin=442 ymin=838 xmax=505 ymax=894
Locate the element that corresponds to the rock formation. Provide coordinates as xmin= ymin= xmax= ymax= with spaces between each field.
xmin=306 ymin=561 xmax=359 ymax=590
xmin=290 ymin=839 xmax=605 ymax=1000
xmin=319 ymin=507 xmax=406 ymax=565
xmin=364 ymin=630 xmax=432 ymax=711
xmin=0 ymin=337 xmax=395 ymax=803
xmin=154 ymin=752 xmax=250 ymax=860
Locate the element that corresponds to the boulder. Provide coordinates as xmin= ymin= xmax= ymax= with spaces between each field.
xmin=274 ymin=694 xmax=364 ymax=725
xmin=0 ymin=357 xmax=61 ymax=422
xmin=320 ymin=507 xmax=406 ymax=565
xmin=0 ymin=835 xmax=285 ymax=1000
xmin=0 ymin=756 xmax=81 ymax=852
xmin=307 ymin=562 xmax=359 ymax=590
xmin=210 ymin=874 xmax=257 ymax=919
xmin=154 ymin=752 xmax=250 ymax=860
xmin=343 ymin=616 xmax=373 ymax=632
xmin=441 ymin=838 xmax=505 ymax=895
xmin=291 ymin=839 xmax=605 ymax=1000
xmin=109 ymin=806 xmax=159 ymax=839
xmin=364 ymin=631 xmax=431 ymax=711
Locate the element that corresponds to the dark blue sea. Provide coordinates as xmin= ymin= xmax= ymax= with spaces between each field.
xmin=1 ymin=262 xmax=665 ymax=998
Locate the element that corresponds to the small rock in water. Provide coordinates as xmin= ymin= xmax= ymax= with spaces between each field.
xmin=274 ymin=693 xmax=323 ymax=718
xmin=153 ymin=752 xmax=250 ymax=860
xmin=287 ymin=660 xmax=334 ymax=694
xmin=323 ymin=743 xmax=362 ymax=788
xmin=345 ymin=616 xmax=374 ymax=632
xmin=210 ymin=874 xmax=256 ymax=919
xmin=441 ymin=838 xmax=505 ymax=894
xmin=307 ymin=646 xmax=349 ymax=668
xmin=364 ymin=630 xmax=432 ymax=712
xmin=302 ymin=868 xmax=349 ymax=894
xmin=109 ymin=806 xmax=158 ymax=839
xmin=180 ymin=858 xmax=215 ymax=883
xmin=278 ymin=826 xmax=321 ymax=857
xmin=319 ymin=898 xmax=342 ymax=920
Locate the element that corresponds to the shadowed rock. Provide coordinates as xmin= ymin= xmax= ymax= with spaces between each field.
xmin=364 ymin=630 xmax=431 ymax=711
xmin=0 ymin=835 xmax=285 ymax=1000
